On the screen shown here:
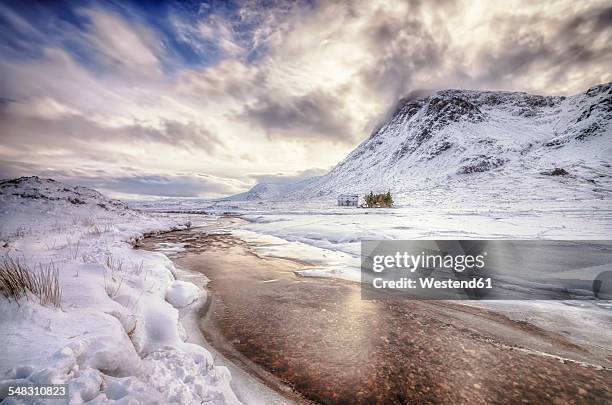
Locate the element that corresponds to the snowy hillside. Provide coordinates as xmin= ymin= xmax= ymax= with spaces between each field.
xmin=0 ymin=177 xmax=241 ymax=404
xmin=234 ymin=82 xmax=612 ymax=205
xmin=0 ymin=177 xmax=130 ymax=236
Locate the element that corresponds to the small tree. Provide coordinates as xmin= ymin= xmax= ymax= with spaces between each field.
xmin=363 ymin=191 xmax=375 ymax=208
xmin=384 ymin=190 xmax=393 ymax=207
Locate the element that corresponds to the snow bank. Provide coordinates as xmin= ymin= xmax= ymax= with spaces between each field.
xmin=0 ymin=177 xmax=242 ymax=404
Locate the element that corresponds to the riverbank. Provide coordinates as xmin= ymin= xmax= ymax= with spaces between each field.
xmin=142 ymin=223 xmax=612 ymax=404
xmin=167 ymin=260 xmax=296 ymax=405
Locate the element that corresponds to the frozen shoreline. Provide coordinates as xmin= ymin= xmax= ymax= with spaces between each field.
xmin=136 ymin=197 xmax=612 ymax=364
xmin=162 ymin=246 xmax=295 ymax=405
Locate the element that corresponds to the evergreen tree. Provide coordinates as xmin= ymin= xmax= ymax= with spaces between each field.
xmin=385 ymin=190 xmax=393 ymax=207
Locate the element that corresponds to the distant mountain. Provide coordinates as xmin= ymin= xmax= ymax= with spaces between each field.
xmin=246 ymin=82 xmax=610 ymax=204
xmin=224 ymin=176 xmax=321 ymax=201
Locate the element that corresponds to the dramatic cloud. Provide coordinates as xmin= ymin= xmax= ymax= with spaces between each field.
xmin=0 ymin=0 xmax=610 ymax=197
xmin=471 ymin=4 xmax=612 ymax=93
xmin=0 ymin=101 xmax=224 ymax=153
xmin=242 ymin=91 xmax=354 ymax=143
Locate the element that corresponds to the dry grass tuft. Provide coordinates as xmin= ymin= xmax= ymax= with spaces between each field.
xmin=0 ymin=256 xmax=62 ymax=307
xmin=66 ymin=237 xmax=81 ymax=260
xmin=103 ymin=255 xmax=125 ymax=298
xmin=105 ymin=255 xmax=124 ymax=273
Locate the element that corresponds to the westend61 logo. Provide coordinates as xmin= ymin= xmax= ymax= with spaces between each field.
xmin=361 ymin=240 xmax=612 ymax=301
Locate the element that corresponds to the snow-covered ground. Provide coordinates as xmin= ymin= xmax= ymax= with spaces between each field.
xmin=2 ymin=82 xmax=609 ymax=403
xmin=0 ymin=177 xmax=243 ymax=404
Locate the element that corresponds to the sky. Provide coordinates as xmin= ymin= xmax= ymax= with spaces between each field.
xmin=0 ymin=0 xmax=610 ymax=199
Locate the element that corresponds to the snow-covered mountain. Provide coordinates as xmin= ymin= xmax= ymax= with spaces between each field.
xmin=224 ymin=176 xmax=320 ymax=201
xmin=255 ymin=82 xmax=612 ymax=204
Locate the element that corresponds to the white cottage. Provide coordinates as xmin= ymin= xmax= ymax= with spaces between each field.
xmin=337 ymin=194 xmax=358 ymax=206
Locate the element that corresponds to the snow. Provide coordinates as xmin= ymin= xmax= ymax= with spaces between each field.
xmin=166 ymin=280 xmax=200 ymax=308
xmin=0 ymin=177 xmax=243 ymax=404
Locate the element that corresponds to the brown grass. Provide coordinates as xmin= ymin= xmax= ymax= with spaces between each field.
xmin=0 ymin=256 xmax=62 ymax=307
